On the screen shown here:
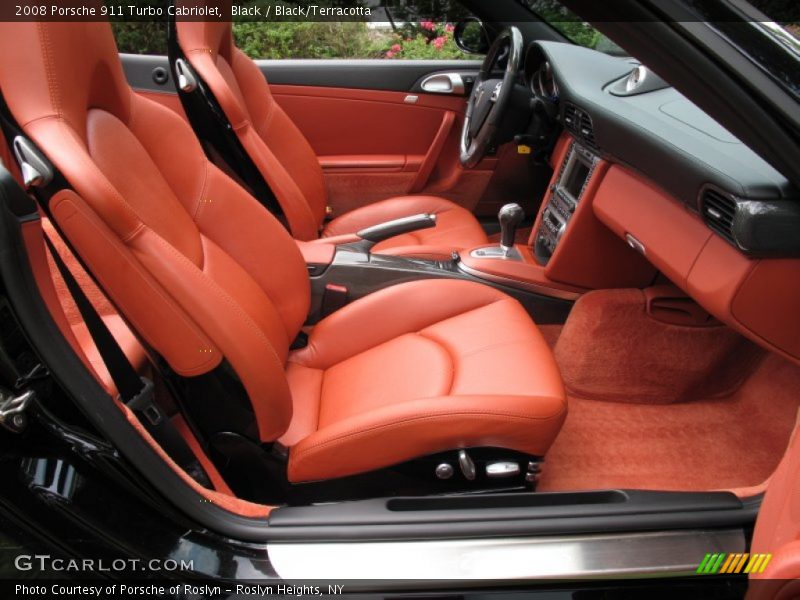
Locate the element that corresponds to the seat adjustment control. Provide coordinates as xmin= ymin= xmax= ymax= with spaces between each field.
xmin=525 ymin=460 xmax=543 ymax=484
xmin=485 ymin=461 xmax=521 ymax=478
xmin=435 ymin=463 xmax=454 ymax=479
xmin=458 ymin=449 xmax=476 ymax=480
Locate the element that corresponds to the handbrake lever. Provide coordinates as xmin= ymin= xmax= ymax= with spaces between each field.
xmin=344 ymin=213 xmax=437 ymax=253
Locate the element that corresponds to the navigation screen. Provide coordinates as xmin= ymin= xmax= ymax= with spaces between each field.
xmin=563 ymin=159 xmax=590 ymax=199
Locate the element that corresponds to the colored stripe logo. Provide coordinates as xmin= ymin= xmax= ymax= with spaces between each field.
xmin=696 ymin=553 xmax=772 ymax=574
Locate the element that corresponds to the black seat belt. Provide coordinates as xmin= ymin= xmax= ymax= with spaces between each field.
xmin=43 ymin=232 xmax=212 ymax=488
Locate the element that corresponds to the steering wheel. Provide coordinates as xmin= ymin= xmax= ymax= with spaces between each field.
xmin=460 ymin=27 xmax=524 ymax=168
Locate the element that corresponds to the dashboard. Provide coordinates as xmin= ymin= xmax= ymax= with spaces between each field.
xmin=517 ymin=41 xmax=800 ymax=365
xmin=522 ymin=41 xmax=800 ymax=258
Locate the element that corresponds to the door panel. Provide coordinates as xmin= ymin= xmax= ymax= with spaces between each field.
xmin=269 ymin=83 xmax=475 ymax=215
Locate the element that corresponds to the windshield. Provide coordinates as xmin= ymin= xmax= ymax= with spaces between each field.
xmin=518 ymin=0 xmax=626 ymax=55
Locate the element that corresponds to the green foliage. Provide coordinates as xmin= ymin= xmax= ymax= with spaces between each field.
xmin=381 ymin=22 xmax=467 ymax=60
xmin=111 ymin=20 xmax=472 ymax=60
xmin=547 ymin=20 xmax=602 ymax=49
xmin=520 ymin=0 xmax=622 ymax=54
xmin=233 ymin=21 xmax=383 ymax=59
xmin=112 ymin=22 xmax=168 ymax=55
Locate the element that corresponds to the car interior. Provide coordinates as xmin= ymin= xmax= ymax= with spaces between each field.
xmin=0 ymin=1 xmax=799 ymax=524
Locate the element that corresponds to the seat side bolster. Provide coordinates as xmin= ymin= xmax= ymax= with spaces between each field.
xmin=50 ymin=191 xmax=222 ymax=377
xmin=287 ymin=394 xmax=567 ymax=483
xmin=290 ymin=279 xmax=513 ymax=370
xmin=129 ymin=228 xmax=294 ymax=441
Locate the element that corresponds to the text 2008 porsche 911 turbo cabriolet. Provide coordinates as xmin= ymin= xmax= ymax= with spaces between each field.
xmin=0 ymin=0 xmax=798 ymax=597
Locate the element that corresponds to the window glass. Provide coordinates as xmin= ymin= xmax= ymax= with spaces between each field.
xmin=112 ymin=1 xmax=481 ymax=60
xmin=519 ymin=0 xmax=625 ymax=55
xmin=232 ymin=21 xmax=470 ymax=59
xmin=113 ymin=22 xmax=167 ymax=55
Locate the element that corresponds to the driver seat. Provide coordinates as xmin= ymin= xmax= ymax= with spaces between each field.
xmin=175 ymin=8 xmax=489 ymax=259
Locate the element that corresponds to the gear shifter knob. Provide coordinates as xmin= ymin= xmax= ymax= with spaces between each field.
xmin=498 ymin=203 xmax=525 ymax=254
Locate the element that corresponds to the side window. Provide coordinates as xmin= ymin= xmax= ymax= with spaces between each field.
xmin=233 ymin=20 xmax=474 ymax=60
xmin=110 ymin=2 xmax=482 ymax=60
xmin=112 ymin=23 xmax=168 ymax=55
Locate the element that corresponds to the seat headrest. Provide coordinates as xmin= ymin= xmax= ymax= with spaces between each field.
xmin=0 ymin=18 xmax=131 ymax=140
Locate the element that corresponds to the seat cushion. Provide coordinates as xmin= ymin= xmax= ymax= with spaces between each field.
xmin=285 ymin=279 xmax=566 ymax=482
xmin=321 ymin=195 xmax=489 ymax=260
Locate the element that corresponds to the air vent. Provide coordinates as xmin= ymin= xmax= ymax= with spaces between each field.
xmin=701 ymin=188 xmax=737 ymax=244
xmin=562 ymin=103 xmax=597 ymax=149
xmin=563 ymin=104 xmax=578 ymax=134
xmin=579 ymin=112 xmax=597 ymax=149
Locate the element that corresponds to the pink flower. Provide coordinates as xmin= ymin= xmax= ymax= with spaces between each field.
xmin=391 ymin=44 xmax=402 ymax=53
xmin=420 ymin=21 xmax=436 ymax=31
xmin=386 ymin=50 xmax=395 ymax=58
xmin=445 ymin=24 xmax=455 ymax=33
xmin=432 ymin=36 xmax=446 ymax=50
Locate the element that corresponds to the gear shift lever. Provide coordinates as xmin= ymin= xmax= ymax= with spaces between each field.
xmin=498 ymin=203 xmax=525 ymax=256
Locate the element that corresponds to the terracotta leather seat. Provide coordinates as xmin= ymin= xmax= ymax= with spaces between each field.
xmin=175 ymin=11 xmax=489 ymax=259
xmin=0 ymin=21 xmax=566 ymax=484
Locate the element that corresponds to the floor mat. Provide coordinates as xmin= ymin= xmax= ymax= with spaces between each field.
xmin=555 ymin=288 xmax=763 ymax=404
xmin=538 ymin=353 xmax=800 ymax=492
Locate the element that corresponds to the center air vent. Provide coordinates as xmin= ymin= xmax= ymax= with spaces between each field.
xmin=701 ymin=187 xmax=737 ymax=244
xmin=563 ymin=103 xmax=597 ymax=149
xmin=579 ymin=112 xmax=596 ymax=148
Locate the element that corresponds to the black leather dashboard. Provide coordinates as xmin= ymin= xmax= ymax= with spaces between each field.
xmin=531 ymin=41 xmax=795 ymax=209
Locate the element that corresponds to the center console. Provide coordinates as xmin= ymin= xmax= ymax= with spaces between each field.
xmin=534 ymin=142 xmax=599 ymax=264
xmin=301 ymin=134 xmax=657 ymax=325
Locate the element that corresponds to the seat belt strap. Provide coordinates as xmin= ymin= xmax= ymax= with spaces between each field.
xmin=42 ymin=233 xmax=211 ymax=487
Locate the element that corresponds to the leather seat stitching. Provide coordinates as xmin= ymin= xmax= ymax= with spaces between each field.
xmin=191 ymin=159 xmax=211 ymax=222
xmin=414 ymin=331 xmax=456 ymax=395
xmin=37 ymin=23 xmax=61 ymax=118
xmin=304 ymin=295 xmax=508 ymax=366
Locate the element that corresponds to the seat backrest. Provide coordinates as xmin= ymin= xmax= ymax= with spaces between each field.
xmin=177 ymin=3 xmax=328 ymax=241
xmin=0 ymin=19 xmax=310 ymax=441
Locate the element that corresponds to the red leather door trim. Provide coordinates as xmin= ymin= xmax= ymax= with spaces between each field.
xmin=410 ymin=110 xmax=456 ymax=193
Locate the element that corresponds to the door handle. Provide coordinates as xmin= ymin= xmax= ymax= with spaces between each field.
xmin=420 ymin=73 xmax=466 ymax=95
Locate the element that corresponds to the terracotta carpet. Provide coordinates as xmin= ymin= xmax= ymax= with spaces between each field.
xmin=538 ymin=289 xmax=800 ymax=492
xmin=539 ymin=351 xmax=800 ymax=492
